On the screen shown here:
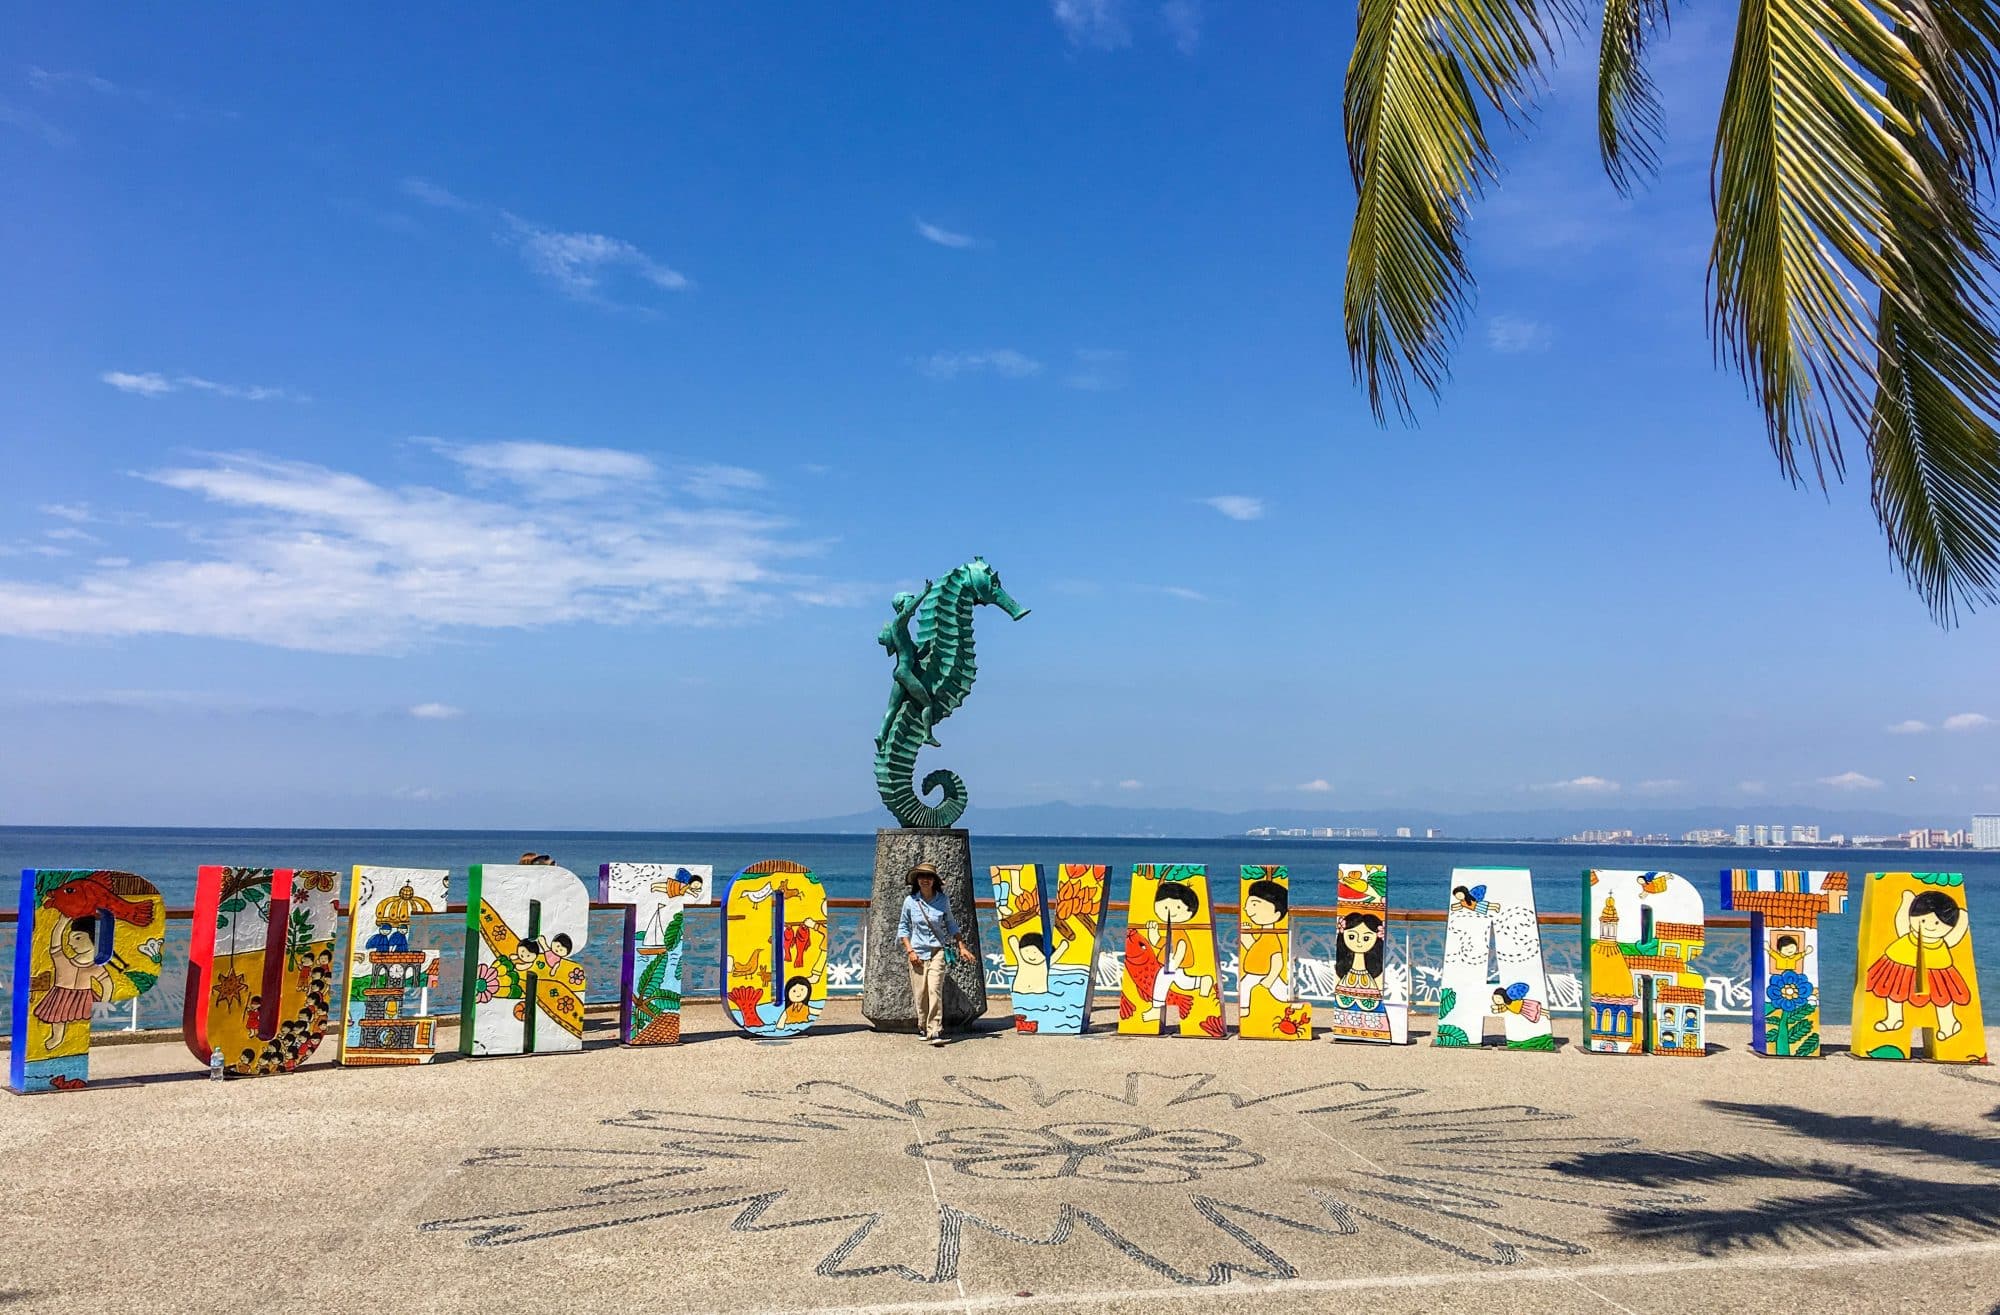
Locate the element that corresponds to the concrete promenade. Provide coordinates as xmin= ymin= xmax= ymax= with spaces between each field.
xmin=2 ymin=1005 xmax=1997 ymax=1314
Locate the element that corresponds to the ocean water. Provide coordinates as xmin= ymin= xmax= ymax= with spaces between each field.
xmin=4 ymin=827 xmax=1996 ymax=1034
xmin=10 ymin=827 xmax=1995 ymax=909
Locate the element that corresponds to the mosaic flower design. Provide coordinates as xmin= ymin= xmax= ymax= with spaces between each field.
xmin=907 ymin=1120 xmax=1261 ymax=1184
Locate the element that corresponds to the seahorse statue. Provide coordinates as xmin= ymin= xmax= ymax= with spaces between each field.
xmin=874 ymin=557 xmax=1029 ymax=828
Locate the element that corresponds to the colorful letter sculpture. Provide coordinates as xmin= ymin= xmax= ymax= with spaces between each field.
xmin=1852 ymin=871 xmax=1986 ymax=1063
xmin=184 ymin=867 xmax=341 ymax=1076
xmin=338 ymin=866 xmax=451 ymax=1067
xmin=1328 ymin=863 xmax=1408 ymax=1044
xmin=1583 ymin=870 xmax=1709 ymax=1057
xmin=10 ymin=869 xmax=167 ymax=1093
xmin=722 ymin=860 xmax=829 ymax=1038
xmin=1719 ymin=868 xmax=1849 ymax=1058
xmin=1237 ymin=865 xmax=1311 ymax=1040
xmin=990 ymin=863 xmax=1108 ymax=1034
xmin=1434 ymin=867 xmax=1554 ymax=1049
xmin=600 ymin=862 xmax=713 ymax=1044
xmin=460 ymin=863 xmax=590 ymax=1057
xmin=1118 ymin=864 xmax=1225 ymax=1037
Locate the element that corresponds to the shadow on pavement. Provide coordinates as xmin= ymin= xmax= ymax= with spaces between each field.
xmin=1552 ymin=1097 xmax=2000 ymax=1256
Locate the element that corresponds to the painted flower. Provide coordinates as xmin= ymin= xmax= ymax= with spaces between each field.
xmin=908 ymin=1121 xmax=1261 ymax=1185
xmin=1766 ymin=970 xmax=1814 ymax=1012
xmin=475 ymin=962 xmax=499 ymax=1004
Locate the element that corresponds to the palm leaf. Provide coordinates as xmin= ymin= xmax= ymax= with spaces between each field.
xmin=1599 ymin=0 xmax=1673 ymax=192
xmin=1344 ymin=0 xmax=1569 ymax=419
xmin=1864 ymin=5 xmax=2000 ymax=619
xmin=1710 ymin=0 xmax=1922 ymax=487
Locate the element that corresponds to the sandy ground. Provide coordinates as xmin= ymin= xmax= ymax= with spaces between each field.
xmin=2 ymin=1003 xmax=1997 ymax=1315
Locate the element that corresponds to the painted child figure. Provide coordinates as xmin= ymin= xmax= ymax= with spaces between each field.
xmin=1491 ymin=981 xmax=1545 ymax=1024
xmin=35 ymin=914 xmax=112 ymax=1050
xmin=1866 ymin=889 xmax=1973 ymax=1041
xmin=1008 ymin=929 xmax=1071 ymax=1032
xmin=1141 ymin=881 xmax=1216 ymax=1022
xmin=1237 ymin=879 xmax=1292 ymax=1009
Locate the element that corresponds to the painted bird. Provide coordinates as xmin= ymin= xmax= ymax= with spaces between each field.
xmin=45 ymin=874 xmax=152 ymax=926
xmin=1638 ymin=872 xmax=1671 ymax=895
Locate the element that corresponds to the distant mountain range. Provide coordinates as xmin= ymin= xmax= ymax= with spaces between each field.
xmin=720 ymin=800 xmax=1951 ymax=839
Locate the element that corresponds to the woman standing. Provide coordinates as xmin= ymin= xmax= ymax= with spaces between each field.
xmin=898 ymin=862 xmax=972 ymax=1046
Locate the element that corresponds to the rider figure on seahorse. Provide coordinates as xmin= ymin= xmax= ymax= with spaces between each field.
xmin=873 ymin=557 xmax=1030 ymax=830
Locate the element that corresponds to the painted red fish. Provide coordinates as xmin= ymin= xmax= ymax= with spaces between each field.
xmin=45 ymin=875 xmax=151 ymax=926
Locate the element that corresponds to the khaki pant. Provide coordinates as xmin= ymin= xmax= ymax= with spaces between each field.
xmin=908 ymin=950 xmax=948 ymax=1038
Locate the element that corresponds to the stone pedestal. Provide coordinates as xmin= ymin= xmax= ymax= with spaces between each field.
xmin=862 ymin=827 xmax=988 ymax=1030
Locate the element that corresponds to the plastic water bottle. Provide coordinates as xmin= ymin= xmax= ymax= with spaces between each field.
xmin=208 ymin=1046 xmax=225 ymax=1082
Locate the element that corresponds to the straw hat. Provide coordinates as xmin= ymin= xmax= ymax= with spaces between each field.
xmin=907 ymin=861 xmax=941 ymax=888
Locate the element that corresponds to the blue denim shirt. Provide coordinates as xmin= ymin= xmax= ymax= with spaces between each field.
xmin=898 ymin=890 xmax=960 ymax=955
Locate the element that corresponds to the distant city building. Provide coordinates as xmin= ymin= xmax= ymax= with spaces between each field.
xmin=1395 ymin=826 xmax=1412 ymax=839
xmin=1564 ymin=828 xmax=1636 ymax=844
xmin=1734 ymin=824 xmax=1751 ymax=845
xmin=1974 ymin=814 xmax=2000 ymax=849
xmin=1791 ymin=825 xmax=1819 ymax=843
xmin=1425 ymin=827 xmax=1444 ymax=839
xmin=1682 ymin=829 xmax=1731 ymax=845
xmin=1311 ymin=827 xmax=1334 ymax=839
xmin=1768 ymin=824 xmax=1787 ymax=846
xmin=1752 ymin=825 xmax=1769 ymax=846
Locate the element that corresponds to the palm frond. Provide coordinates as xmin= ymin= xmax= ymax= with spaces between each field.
xmin=1710 ymin=0 xmax=1927 ymax=486
xmin=1867 ymin=5 xmax=2000 ymax=620
xmin=1344 ymin=0 xmax=1569 ymax=420
xmin=1599 ymin=0 xmax=1673 ymax=192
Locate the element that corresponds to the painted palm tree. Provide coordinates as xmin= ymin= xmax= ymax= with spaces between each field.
xmin=1344 ymin=0 xmax=2000 ymax=619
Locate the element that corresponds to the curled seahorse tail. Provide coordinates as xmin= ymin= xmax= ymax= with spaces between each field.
xmin=918 ymin=769 xmax=967 ymax=829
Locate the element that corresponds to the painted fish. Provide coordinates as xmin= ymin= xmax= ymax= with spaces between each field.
xmin=45 ymin=875 xmax=152 ymax=925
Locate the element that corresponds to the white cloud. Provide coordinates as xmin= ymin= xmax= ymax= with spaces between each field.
xmin=1818 ymin=770 xmax=1883 ymax=790
xmin=1487 ymin=315 xmax=1553 ymax=353
xmin=1117 ymin=778 xmax=1144 ymax=790
xmin=101 ymin=370 xmax=299 ymax=402
xmin=914 ymin=218 xmax=982 ymax=249
xmin=1738 ymin=779 xmax=1769 ymax=795
xmin=409 ymin=702 xmax=463 ymax=720
xmin=1053 ymin=0 xmax=1132 ymax=49
xmin=391 ymin=785 xmax=446 ymax=802
xmin=1635 ymin=778 xmax=1685 ymax=793
xmin=1203 ymin=495 xmax=1265 ymax=521
xmin=1161 ymin=0 xmax=1203 ymax=54
xmin=178 ymin=376 xmax=296 ymax=402
xmin=917 ymin=349 xmax=1043 ymax=380
xmin=502 ymin=213 xmax=690 ymax=301
xmin=1158 ymin=585 xmax=1209 ymax=602
xmin=0 ymin=98 xmax=73 ymax=146
xmin=27 ymin=67 xmax=137 ymax=98
xmin=1297 ymin=778 xmax=1333 ymax=793
xmin=100 ymin=371 xmax=174 ymax=397
xmin=1536 ymin=775 xmax=1621 ymax=793
xmin=389 ymin=181 xmax=692 ymax=309
xmin=1944 ymin=712 xmax=1993 ymax=732
xmin=0 ymin=448 xmax=832 ymax=654
xmin=682 ymin=463 xmax=767 ymax=501
xmin=429 ymin=439 xmax=658 ymax=501
xmin=1065 ymin=348 xmax=1130 ymax=391
xmin=1886 ymin=719 xmax=1930 ymax=734
xmin=400 ymin=176 xmax=473 ymax=211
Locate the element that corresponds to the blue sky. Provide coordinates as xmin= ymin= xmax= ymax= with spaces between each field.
xmin=3 ymin=3 xmax=1997 ymax=829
